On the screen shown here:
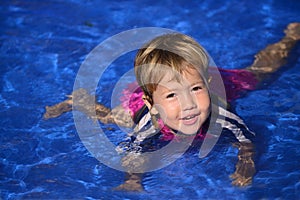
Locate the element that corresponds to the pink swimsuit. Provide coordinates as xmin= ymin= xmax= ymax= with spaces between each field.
xmin=213 ymin=68 xmax=258 ymax=102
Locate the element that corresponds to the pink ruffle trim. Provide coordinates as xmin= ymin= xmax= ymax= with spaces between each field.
xmin=120 ymin=82 xmax=144 ymax=117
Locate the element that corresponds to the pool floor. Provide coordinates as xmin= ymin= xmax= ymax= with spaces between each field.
xmin=1 ymin=0 xmax=300 ymax=199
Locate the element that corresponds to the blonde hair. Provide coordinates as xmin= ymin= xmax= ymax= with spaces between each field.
xmin=134 ymin=33 xmax=209 ymax=102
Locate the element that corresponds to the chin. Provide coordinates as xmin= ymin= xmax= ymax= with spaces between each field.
xmin=180 ymin=130 xmax=199 ymax=135
xmin=178 ymin=126 xmax=202 ymax=136
xmin=180 ymin=122 xmax=203 ymax=135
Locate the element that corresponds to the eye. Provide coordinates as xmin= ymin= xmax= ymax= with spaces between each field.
xmin=166 ymin=93 xmax=176 ymax=98
xmin=192 ymin=86 xmax=203 ymax=91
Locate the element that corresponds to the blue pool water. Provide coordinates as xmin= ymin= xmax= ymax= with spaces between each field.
xmin=1 ymin=0 xmax=300 ymax=199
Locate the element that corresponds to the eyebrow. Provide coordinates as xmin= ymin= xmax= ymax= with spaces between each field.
xmin=166 ymin=76 xmax=205 ymax=84
xmin=190 ymin=80 xmax=205 ymax=86
xmin=160 ymin=80 xmax=205 ymax=94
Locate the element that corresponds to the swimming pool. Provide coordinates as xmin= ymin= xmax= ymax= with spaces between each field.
xmin=1 ymin=0 xmax=300 ymax=199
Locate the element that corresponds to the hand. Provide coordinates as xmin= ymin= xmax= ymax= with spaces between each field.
xmin=44 ymin=99 xmax=72 ymax=119
xmin=285 ymin=22 xmax=300 ymax=41
xmin=114 ymin=173 xmax=143 ymax=192
xmin=230 ymin=142 xmax=256 ymax=187
xmin=114 ymin=179 xmax=144 ymax=192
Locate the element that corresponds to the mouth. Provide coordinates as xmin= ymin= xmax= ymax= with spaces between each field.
xmin=180 ymin=113 xmax=199 ymax=125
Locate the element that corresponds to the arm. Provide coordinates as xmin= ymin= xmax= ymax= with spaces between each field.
xmin=217 ymin=106 xmax=256 ymax=187
xmin=114 ymin=156 xmax=144 ymax=192
xmin=114 ymin=150 xmax=148 ymax=191
xmin=43 ymin=88 xmax=133 ymax=128
xmin=247 ymin=22 xmax=300 ymax=79
xmin=45 ymin=90 xmax=145 ymax=191
xmin=230 ymin=142 xmax=256 ymax=187
xmin=228 ymin=23 xmax=299 ymax=186
xmin=114 ymin=114 xmax=159 ymax=192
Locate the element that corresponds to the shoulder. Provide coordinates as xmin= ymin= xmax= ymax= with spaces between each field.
xmin=216 ymin=105 xmax=255 ymax=143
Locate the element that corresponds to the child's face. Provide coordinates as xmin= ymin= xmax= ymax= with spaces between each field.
xmin=152 ymin=68 xmax=211 ymax=135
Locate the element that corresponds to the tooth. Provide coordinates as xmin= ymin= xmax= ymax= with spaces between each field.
xmin=184 ymin=116 xmax=193 ymax=120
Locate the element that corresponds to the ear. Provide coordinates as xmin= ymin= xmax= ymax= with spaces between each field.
xmin=150 ymin=106 xmax=159 ymax=115
xmin=142 ymin=94 xmax=159 ymax=115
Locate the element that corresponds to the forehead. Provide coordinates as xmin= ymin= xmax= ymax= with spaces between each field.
xmin=158 ymin=67 xmax=204 ymax=88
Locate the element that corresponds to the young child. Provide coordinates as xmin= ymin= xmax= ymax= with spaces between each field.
xmin=44 ymin=23 xmax=300 ymax=191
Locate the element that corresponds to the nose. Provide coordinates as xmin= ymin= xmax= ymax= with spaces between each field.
xmin=181 ymin=92 xmax=196 ymax=111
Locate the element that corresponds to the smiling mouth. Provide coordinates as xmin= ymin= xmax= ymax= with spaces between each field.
xmin=182 ymin=115 xmax=196 ymax=120
xmin=180 ymin=114 xmax=199 ymax=125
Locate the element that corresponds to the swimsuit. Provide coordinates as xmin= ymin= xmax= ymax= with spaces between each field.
xmin=117 ymin=68 xmax=257 ymax=154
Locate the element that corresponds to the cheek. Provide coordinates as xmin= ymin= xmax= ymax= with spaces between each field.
xmin=153 ymin=101 xmax=180 ymax=122
xmin=156 ymin=102 xmax=175 ymax=116
xmin=197 ymin=93 xmax=211 ymax=110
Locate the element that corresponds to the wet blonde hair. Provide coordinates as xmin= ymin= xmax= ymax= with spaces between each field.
xmin=134 ymin=33 xmax=209 ymax=102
